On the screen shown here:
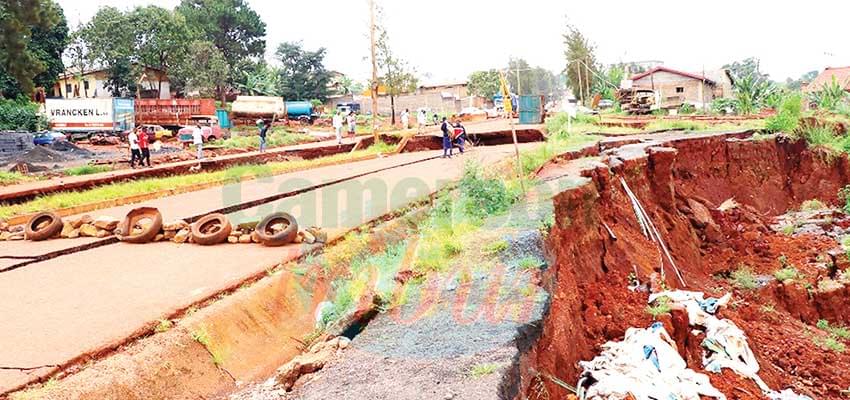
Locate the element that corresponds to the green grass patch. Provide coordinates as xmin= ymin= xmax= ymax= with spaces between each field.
xmin=484 ymin=239 xmax=509 ymax=255
xmin=730 ymin=266 xmax=758 ymax=290
xmin=773 ymin=267 xmax=800 ymax=283
xmin=0 ymin=171 xmax=31 ymax=186
xmin=517 ymin=256 xmax=544 ymax=270
xmin=209 ymin=127 xmax=314 ymax=150
xmin=0 ymin=142 xmax=395 ymax=220
xmin=646 ymin=296 xmax=672 ymax=319
xmin=817 ymin=319 xmax=850 ymax=340
xmin=64 ymin=165 xmax=111 ymax=176
xmin=468 ymin=362 xmax=500 ymax=378
xmin=644 ymin=119 xmax=707 ymax=132
xmin=800 ymin=199 xmax=828 ymax=212
xmin=154 ymin=319 xmax=173 ymax=333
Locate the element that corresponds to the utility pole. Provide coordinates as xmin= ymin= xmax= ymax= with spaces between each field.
xmin=369 ymin=0 xmax=379 ymax=141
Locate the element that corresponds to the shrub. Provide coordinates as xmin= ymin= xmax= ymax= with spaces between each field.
xmin=458 ymin=162 xmax=514 ymax=220
xmin=678 ymin=103 xmax=695 ymax=114
xmin=0 ymin=98 xmax=47 ymax=131
xmin=764 ymin=93 xmax=802 ymax=134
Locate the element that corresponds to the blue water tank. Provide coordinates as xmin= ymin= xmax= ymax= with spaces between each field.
xmin=285 ymin=101 xmax=313 ymax=118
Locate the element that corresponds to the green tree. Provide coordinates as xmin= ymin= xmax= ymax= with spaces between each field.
xmin=176 ymin=0 xmax=265 ymax=71
xmin=723 ymin=57 xmax=769 ymax=82
xmin=0 ymin=0 xmax=67 ymax=97
xmin=468 ymin=69 xmax=501 ymax=99
xmin=375 ymin=25 xmax=417 ymax=123
xmin=77 ymin=6 xmax=135 ymax=96
xmin=563 ymin=25 xmax=596 ymax=105
xmin=275 ymin=41 xmax=332 ymax=101
xmin=129 ymin=6 xmax=193 ymax=98
xmin=172 ymin=40 xmax=228 ymax=98
xmin=734 ymin=73 xmax=776 ymax=115
xmin=235 ymin=61 xmax=280 ymax=96
xmin=785 ymin=70 xmax=819 ymax=91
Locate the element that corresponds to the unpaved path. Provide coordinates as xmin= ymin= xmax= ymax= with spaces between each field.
xmin=0 ymin=143 xmax=538 ymax=394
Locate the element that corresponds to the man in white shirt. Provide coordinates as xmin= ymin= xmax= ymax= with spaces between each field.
xmin=416 ymin=109 xmax=427 ymax=134
xmin=332 ymin=112 xmax=343 ymax=145
xmin=400 ymin=109 xmax=410 ymax=129
xmin=128 ymin=128 xmax=141 ymax=168
xmin=346 ymin=112 xmax=356 ymax=137
xmin=192 ymin=123 xmax=204 ymax=160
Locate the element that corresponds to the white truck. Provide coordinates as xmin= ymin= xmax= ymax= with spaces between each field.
xmin=44 ymin=98 xmax=135 ymax=140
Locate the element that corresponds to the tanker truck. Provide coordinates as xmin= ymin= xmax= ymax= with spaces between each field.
xmin=230 ymin=96 xmax=317 ymax=125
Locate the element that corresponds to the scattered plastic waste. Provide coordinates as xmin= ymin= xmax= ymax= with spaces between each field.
xmin=579 ymin=290 xmax=813 ymax=400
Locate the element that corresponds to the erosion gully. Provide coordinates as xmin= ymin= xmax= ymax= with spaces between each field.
xmin=522 ymin=132 xmax=850 ymax=399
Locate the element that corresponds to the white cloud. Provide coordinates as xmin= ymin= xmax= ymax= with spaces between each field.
xmin=59 ymin=0 xmax=849 ymax=83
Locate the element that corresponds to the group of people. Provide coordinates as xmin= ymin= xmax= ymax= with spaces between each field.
xmin=127 ymin=127 xmax=152 ymax=168
xmin=331 ymin=111 xmax=358 ymax=145
xmin=439 ymin=117 xmax=468 ymax=159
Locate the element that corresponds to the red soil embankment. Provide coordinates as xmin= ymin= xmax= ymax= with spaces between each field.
xmin=527 ymin=134 xmax=850 ymax=399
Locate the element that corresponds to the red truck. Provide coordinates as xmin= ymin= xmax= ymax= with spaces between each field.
xmin=134 ymin=99 xmax=216 ymax=128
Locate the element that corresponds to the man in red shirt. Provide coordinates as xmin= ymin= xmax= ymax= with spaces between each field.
xmin=138 ymin=128 xmax=151 ymax=167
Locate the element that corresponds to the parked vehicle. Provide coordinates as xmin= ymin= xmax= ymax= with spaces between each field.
xmin=135 ymin=99 xmax=216 ymax=128
xmin=177 ymin=116 xmax=225 ymax=144
xmin=44 ymin=98 xmax=135 ymax=140
xmin=231 ymin=96 xmax=317 ymax=125
xmin=336 ymin=102 xmax=361 ymax=115
xmin=32 ymin=131 xmax=67 ymax=145
xmin=138 ymin=124 xmax=173 ymax=141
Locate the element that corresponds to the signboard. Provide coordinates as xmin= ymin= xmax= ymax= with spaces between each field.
xmin=498 ymin=72 xmax=513 ymax=114
xmin=45 ymin=98 xmax=115 ymax=131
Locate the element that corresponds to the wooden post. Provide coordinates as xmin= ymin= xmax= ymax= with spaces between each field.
xmin=369 ymin=0 xmax=379 ymax=141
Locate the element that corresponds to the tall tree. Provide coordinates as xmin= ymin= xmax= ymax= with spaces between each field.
xmin=375 ymin=24 xmax=417 ymax=124
xmin=77 ymin=6 xmax=135 ymax=96
xmin=785 ymin=70 xmax=819 ymax=91
xmin=468 ymin=69 xmax=501 ymax=99
xmin=275 ymin=41 xmax=331 ymax=101
xmin=723 ymin=57 xmax=770 ymax=82
xmin=0 ymin=0 xmax=67 ymax=97
xmin=235 ymin=61 xmax=280 ymax=96
xmin=171 ymin=40 xmax=228 ymax=98
xmin=563 ymin=25 xmax=596 ymax=105
xmin=176 ymin=0 xmax=265 ymax=71
xmin=129 ymin=6 xmax=193 ymax=97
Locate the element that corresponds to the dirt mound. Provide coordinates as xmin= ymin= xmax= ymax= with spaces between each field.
xmin=14 ymin=146 xmax=69 ymax=164
xmin=50 ymin=140 xmax=93 ymax=157
xmin=526 ymin=134 xmax=850 ymax=399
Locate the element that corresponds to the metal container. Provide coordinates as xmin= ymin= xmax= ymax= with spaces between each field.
xmin=518 ymin=95 xmax=543 ymax=124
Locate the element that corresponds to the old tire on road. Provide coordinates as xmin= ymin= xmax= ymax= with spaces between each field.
xmin=255 ymin=212 xmax=298 ymax=247
xmin=191 ymin=213 xmax=232 ymax=246
xmin=117 ymin=207 xmax=163 ymax=244
xmin=25 ymin=212 xmax=63 ymax=241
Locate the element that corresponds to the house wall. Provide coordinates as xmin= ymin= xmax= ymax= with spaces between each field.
xmin=52 ymin=69 xmax=171 ymax=99
xmin=633 ymin=71 xmax=714 ymax=108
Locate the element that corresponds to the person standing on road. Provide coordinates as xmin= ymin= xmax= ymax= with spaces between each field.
xmin=193 ymin=123 xmax=204 ymax=160
xmin=259 ymin=119 xmax=269 ymax=153
xmin=346 ymin=112 xmax=357 ymax=137
xmin=453 ymin=120 xmax=467 ymax=154
xmin=128 ymin=128 xmax=141 ymax=168
xmin=332 ymin=112 xmax=344 ymax=145
xmin=138 ymin=128 xmax=151 ymax=167
xmin=417 ymin=109 xmax=427 ymax=134
xmin=440 ymin=117 xmax=453 ymax=158
xmin=401 ymin=108 xmax=410 ymax=129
